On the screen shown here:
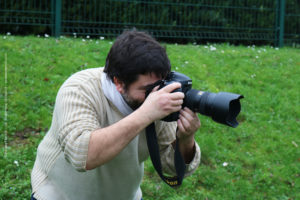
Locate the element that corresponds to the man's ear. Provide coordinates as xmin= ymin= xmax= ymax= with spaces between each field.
xmin=113 ymin=77 xmax=125 ymax=94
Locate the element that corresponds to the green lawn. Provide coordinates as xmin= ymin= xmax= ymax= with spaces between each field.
xmin=0 ymin=35 xmax=299 ymax=200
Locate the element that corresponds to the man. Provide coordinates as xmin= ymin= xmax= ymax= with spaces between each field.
xmin=31 ymin=30 xmax=201 ymax=200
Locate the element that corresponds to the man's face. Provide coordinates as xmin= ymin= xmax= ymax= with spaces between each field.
xmin=115 ymin=73 xmax=161 ymax=110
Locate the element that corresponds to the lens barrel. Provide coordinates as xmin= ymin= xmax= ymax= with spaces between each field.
xmin=185 ymin=89 xmax=244 ymax=128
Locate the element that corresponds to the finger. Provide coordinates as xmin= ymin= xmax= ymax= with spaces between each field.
xmin=177 ymin=119 xmax=186 ymax=133
xmin=179 ymin=113 xmax=191 ymax=131
xmin=160 ymin=82 xmax=181 ymax=93
xmin=169 ymin=91 xmax=185 ymax=100
xmin=180 ymin=109 xmax=194 ymax=122
xmin=181 ymin=109 xmax=201 ymax=128
xmin=173 ymin=105 xmax=182 ymax=113
xmin=171 ymin=99 xmax=183 ymax=106
xmin=183 ymin=107 xmax=199 ymax=121
xmin=183 ymin=107 xmax=195 ymax=116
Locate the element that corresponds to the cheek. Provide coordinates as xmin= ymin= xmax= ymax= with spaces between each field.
xmin=131 ymin=90 xmax=146 ymax=102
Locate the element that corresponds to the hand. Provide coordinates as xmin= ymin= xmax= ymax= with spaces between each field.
xmin=138 ymin=82 xmax=184 ymax=122
xmin=177 ymin=107 xmax=201 ymax=144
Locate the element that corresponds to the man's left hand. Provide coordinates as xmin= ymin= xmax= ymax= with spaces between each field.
xmin=177 ymin=107 xmax=201 ymax=141
xmin=176 ymin=107 xmax=200 ymax=163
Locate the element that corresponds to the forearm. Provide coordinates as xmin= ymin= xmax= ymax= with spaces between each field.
xmin=86 ymin=83 xmax=184 ymax=170
xmin=163 ymin=135 xmax=200 ymax=176
xmin=178 ymin=137 xmax=195 ymax=164
xmin=86 ymin=109 xmax=152 ymax=170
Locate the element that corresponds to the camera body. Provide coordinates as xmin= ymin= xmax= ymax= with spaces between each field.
xmin=155 ymin=72 xmax=192 ymax=122
xmin=147 ymin=71 xmax=244 ymax=128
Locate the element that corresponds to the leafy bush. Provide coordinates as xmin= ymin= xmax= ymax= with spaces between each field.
xmin=0 ymin=0 xmax=299 ymax=44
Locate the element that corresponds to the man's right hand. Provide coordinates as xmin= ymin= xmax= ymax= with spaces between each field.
xmin=138 ymin=82 xmax=184 ymax=122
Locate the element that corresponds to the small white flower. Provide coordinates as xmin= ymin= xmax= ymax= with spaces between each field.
xmin=44 ymin=34 xmax=49 ymax=38
xmin=100 ymin=36 xmax=105 ymax=40
xmin=7 ymin=32 xmax=11 ymax=36
xmin=193 ymin=42 xmax=197 ymax=45
xmin=86 ymin=35 xmax=90 ymax=39
xmin=252 ymin=44 xmax=255 ymax=48
xmin=221 ymin=50 xmax=225 ymax=54
xmin=256 ymin=56 xmax=259 ymax=59
xmin=37 ymin=35 xmax=40 ymax=38
xmin=73 ymin=32 xmax=77 ymax=36
xmin=204 ymin=45 xmax=208 ymax=49
xmin=258 ymin=50 xmax=261 ymax=53
xmin=14 ymin=160 xmax=19 ymax=167
xmin=292 ymin=141 xmax=298 ymax=148
xmin=96 ymin=41 xmax=99 ymax=44
xmin=109 ymin=42 xmax=113 ymax=44
xmin=222 ymin=162 xmax=228 ymax=167
xmin=175 ymin=67 xmax=179 ymax=70
xmin=185 ymin=61 xmax=189 ymax=64
xmin=247 ymin=46 xmax=251 ymax=48
xmin=275 ymin=47 xmax=279 ymax=50
xmin=210 ymin=46 xmax=216 ymax=51
xmin=263 ymin=48 xmax=267 ymax=52
xmin=3 ymin=36 xmax=7 ymax=39
xmin=82 ymin=39 xmax=86 ymax=42
xmin=251 ymin=74 xmax=256 ymax=78
xmin=156 ymin=185 xmax=161 ymax=190
xmin=175 ymin=43 xmax=178 ymax=46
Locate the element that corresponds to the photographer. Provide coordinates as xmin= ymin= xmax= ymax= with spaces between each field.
xmin=31 ymin=30 xmax=201 ymax=200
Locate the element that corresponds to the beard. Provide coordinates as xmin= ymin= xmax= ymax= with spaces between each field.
xmin=121 ymin=92 xmax=143 ymax=110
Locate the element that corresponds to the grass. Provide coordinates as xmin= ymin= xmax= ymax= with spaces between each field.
xmin=0 ymin=35 xmax=299 ymax=200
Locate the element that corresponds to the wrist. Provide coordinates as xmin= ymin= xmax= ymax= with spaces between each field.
xmin=178 ymin=136 xmax=195 ymax=149
xmin=134 ymin=107 xmax=155 ymax=125
xmin=177 ymin=136 xmax=195 ymax=164
xmin=177 ymin=130 xmax=195 ymax=145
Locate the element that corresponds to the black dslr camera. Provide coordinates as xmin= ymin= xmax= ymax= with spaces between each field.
xmin=146 ymin=72 xmax=244 ymax=128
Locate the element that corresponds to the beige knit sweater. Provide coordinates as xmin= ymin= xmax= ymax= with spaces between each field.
xmin=31 ymin=68 xmax=201 ymax=200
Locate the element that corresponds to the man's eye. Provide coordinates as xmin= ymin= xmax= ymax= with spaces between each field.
xmin=144 ymin=85 xmax=154 ymax=91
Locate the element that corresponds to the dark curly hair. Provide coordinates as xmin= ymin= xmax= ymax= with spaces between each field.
xmin=104 ymin=29 xmax=171 ymax=88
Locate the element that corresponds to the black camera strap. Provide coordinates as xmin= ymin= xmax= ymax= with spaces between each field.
xmin=145 ymin=122 xmax=186 ymax=187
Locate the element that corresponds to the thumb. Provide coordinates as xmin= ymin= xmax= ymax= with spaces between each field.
xmin=151 ymin=85 xmax=160 ymax=93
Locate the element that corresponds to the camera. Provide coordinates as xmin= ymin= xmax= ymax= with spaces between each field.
xmin=146 ymin=71 xmax=244 ymax=128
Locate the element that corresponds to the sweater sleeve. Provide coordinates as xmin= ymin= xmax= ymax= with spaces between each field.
xmin=55 ymin=87 xmax=101 ymax=172
xmin=155 ymin=121 xmax=201 ymax=177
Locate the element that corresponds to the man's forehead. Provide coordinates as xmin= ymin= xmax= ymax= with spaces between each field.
xmin=135 ymin=73 xmax=162 ymax=88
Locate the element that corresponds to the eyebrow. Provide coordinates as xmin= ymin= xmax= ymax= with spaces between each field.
xmin=138 ymin=84 xmax=154 ymax=90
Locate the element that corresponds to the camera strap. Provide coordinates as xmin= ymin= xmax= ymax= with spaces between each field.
xmin=145 ymin=122 xmax=186 ymax=188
